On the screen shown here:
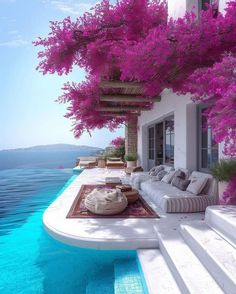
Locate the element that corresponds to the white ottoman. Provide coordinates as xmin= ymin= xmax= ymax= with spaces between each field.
xmin=84 ymin=188 xmax=128 ymax=215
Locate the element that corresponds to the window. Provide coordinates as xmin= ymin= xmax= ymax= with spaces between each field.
xmin=200 ymin=0 xmax=211 ymax=11
xmin=199 ymin=0 xmax=218 ymax=17
xmin=156 ymin=122 xmax=164 ymax=165
xmin=147 ymin=115 xmax=175 ymax=167
xmin=198 ymin=106 xmax=218 ymax=171
xmin=148 ymin=127 xmax=155 ymax=160
xmin=165 ymin=117 xmax=174 ymax=164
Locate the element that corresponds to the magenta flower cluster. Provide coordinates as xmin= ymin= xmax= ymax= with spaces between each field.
xmin=34 ymin=0 xmax=167 ymax=137
xmin=220 ymin=175 xmax=236 ymax=205
xmin=110 ymin=137 xmax=125 ymax=149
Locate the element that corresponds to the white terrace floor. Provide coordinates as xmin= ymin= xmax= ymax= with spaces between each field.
xmin=44 ymin=168 xmax=236 ymax=293
xmin=43 ymin=168 xmax=204 ymax=250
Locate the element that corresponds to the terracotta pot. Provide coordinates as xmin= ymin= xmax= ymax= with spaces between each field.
xmin=218 ymin=181 xmax=228 ymax=203
xmin=126 ymin=161 xmax=137 ymax=168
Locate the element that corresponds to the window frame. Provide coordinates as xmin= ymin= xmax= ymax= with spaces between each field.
xmin=198 ymin=0 xmax=219 ymax=16
xmin=197 ymin=105 xmax=219 ymax=172
xmin=199 ymin=0 xmax=211 ymax=11
xmin=147 ymin=114 xmax=175 ymax=167
xmin=148 ymin=126 xmax=155 ymax=160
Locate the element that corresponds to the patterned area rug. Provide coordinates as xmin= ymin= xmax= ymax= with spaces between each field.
xmin=67 ymin=184 xmax=159 ymax=218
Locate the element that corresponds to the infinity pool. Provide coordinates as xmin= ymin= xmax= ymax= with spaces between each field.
xmin=0 ymin=169 xmax=146 ymax=294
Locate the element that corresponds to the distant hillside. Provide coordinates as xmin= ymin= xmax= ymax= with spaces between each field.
xmin=0 ymin=144 xmax=103 ymax=170
xmin=1 ymin=144 xmax=103 ymax=153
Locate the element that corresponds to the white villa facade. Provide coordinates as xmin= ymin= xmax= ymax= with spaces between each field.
xmin=134 ymin=0 xmax=227 ymax=172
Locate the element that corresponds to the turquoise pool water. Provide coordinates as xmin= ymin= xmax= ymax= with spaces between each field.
xmin=0 ymin=169 xmax=146 ymax=294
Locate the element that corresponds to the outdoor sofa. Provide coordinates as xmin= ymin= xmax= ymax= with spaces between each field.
xmin=130 ymin=165 xmax=218 ymax=213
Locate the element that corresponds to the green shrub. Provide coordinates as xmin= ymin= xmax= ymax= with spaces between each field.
xmin=124 ymin=154 xmax=138 ymax=161
xmin=107 ymin=146 xmax=125 ymax=159
xmin=210 ymin=159 xmax=236 ymax=182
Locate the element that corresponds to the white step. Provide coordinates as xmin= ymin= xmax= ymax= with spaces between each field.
xmin=157 ymin=229 xmax=224 ymax=294
xmin=86 ymin=270 xmax=114 ymax=294
xmin=181 ymin=221 xmax=236 ymax=294
xmin=114 ymin=259 xmax=145 ymax=294
xmin=138 ymin=249 xmax=181 ymax=294
xmin=205 ymin=205 xmax=236 ymax=248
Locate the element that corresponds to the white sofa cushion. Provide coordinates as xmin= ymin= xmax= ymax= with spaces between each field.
xmin=130 ymin=172 xmax=150 ymax=189
xmin=130 ymin=165 xmax=174 ymax=189
xmin=149 ymin=165 xmax=164 ymax=176
xmin=161 ymin=170 xmax=176 ymax=184
xmin=188 ymin=171 xmax=218 ymax=197
xmin=152 ymin=170 xmax=167 ymax=181
xmin=186 ymin=177 xmax=208 ymax=195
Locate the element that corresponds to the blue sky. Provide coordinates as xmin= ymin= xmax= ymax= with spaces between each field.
xmin=0 ymin=0 xmax=123 ymax=150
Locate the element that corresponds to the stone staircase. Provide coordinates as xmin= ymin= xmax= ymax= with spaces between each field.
xmin=138 ymin=205 xmax=236 ymax=294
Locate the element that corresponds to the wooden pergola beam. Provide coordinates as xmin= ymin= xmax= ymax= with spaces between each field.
xmin=100 ymin=80 xmax=141 ymax=89
xmin=100 ymin=94 xmax=161 ymax=102
xmin=99 ymin=106 xmax=149 ymax=112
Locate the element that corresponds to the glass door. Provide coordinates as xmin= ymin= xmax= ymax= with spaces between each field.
xmin=147 ymin=116 xmax=174 ymax=169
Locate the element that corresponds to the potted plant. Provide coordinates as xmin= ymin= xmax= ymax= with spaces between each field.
xmin=109 ymin=137 xmax=125 ymax=159
xmin=124 ymin=154 xmax=138 ymax=168
xmin=210 ymin=159 xmax=236 ymax=203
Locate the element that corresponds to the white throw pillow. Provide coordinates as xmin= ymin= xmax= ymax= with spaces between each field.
xmin=161 ymin=170 xmax=176 ymax=184
xmin=149 ymin=165 xmax=164 ymax=176
xmin=186 ymin=177 xmax=208 ymax=195
xmin=150 ymin=170 xmax=167 ymax=181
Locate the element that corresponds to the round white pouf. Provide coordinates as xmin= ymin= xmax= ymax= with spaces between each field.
xmin=84 ymin=188 xmax=128 ymax=215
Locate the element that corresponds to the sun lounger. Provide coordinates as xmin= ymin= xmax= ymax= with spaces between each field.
xmin=106 ymin=157 xmax=124 ymax=168
xmin=77 ymin=157 xmax=97 ymax=168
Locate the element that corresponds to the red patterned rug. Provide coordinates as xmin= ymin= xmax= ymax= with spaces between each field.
xmin=67 ymin=184 xmax=159 ymax=218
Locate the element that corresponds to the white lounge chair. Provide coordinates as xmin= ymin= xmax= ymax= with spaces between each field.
xmin=76 ymin=156 xmax=97 ymax=168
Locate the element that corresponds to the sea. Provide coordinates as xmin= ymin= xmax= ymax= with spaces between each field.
xmin=0 ymin=149 xmax=97 ymax=170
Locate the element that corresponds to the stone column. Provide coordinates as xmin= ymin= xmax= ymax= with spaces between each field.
xmin=125 ymin=116 xmax=138 ymax=155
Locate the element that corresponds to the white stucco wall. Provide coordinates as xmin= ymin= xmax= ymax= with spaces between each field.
xmin=168 ymin=0 xmax=199 ymax=19
xmin=137 ymin=89 xmax=197 ymax=171
xmin=219 ymin=0 xmax=227 ymax=14
xmin=168 ymin=0 xmax=228 ymax=19
xmin=168 ymin=0 xmax=186 ymax=19
xmin=186 ymin=0 xmax=199 ymax=13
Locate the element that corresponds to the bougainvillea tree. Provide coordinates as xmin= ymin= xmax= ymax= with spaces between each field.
xmin=110 ymin=136 xmax=125 ymax=149
xmin=57 ymin=76 xmax=125 ymax=137
xmin=182 ymin=55 xmax=236 ymax=157
xmin=34 ymin=0 xmax=167 ymax=137
xmin=221 ymin=175 xmax=236 ymax=205
xmin=35 ymin=0 xmax=236 ymax=204
xmin=181 ymin=55 xmax=236 ymax=205
xmin=122 ymin=4 xmax=236 ymax=91
xmin=110 ymin=136 xmax=125 ymax=158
